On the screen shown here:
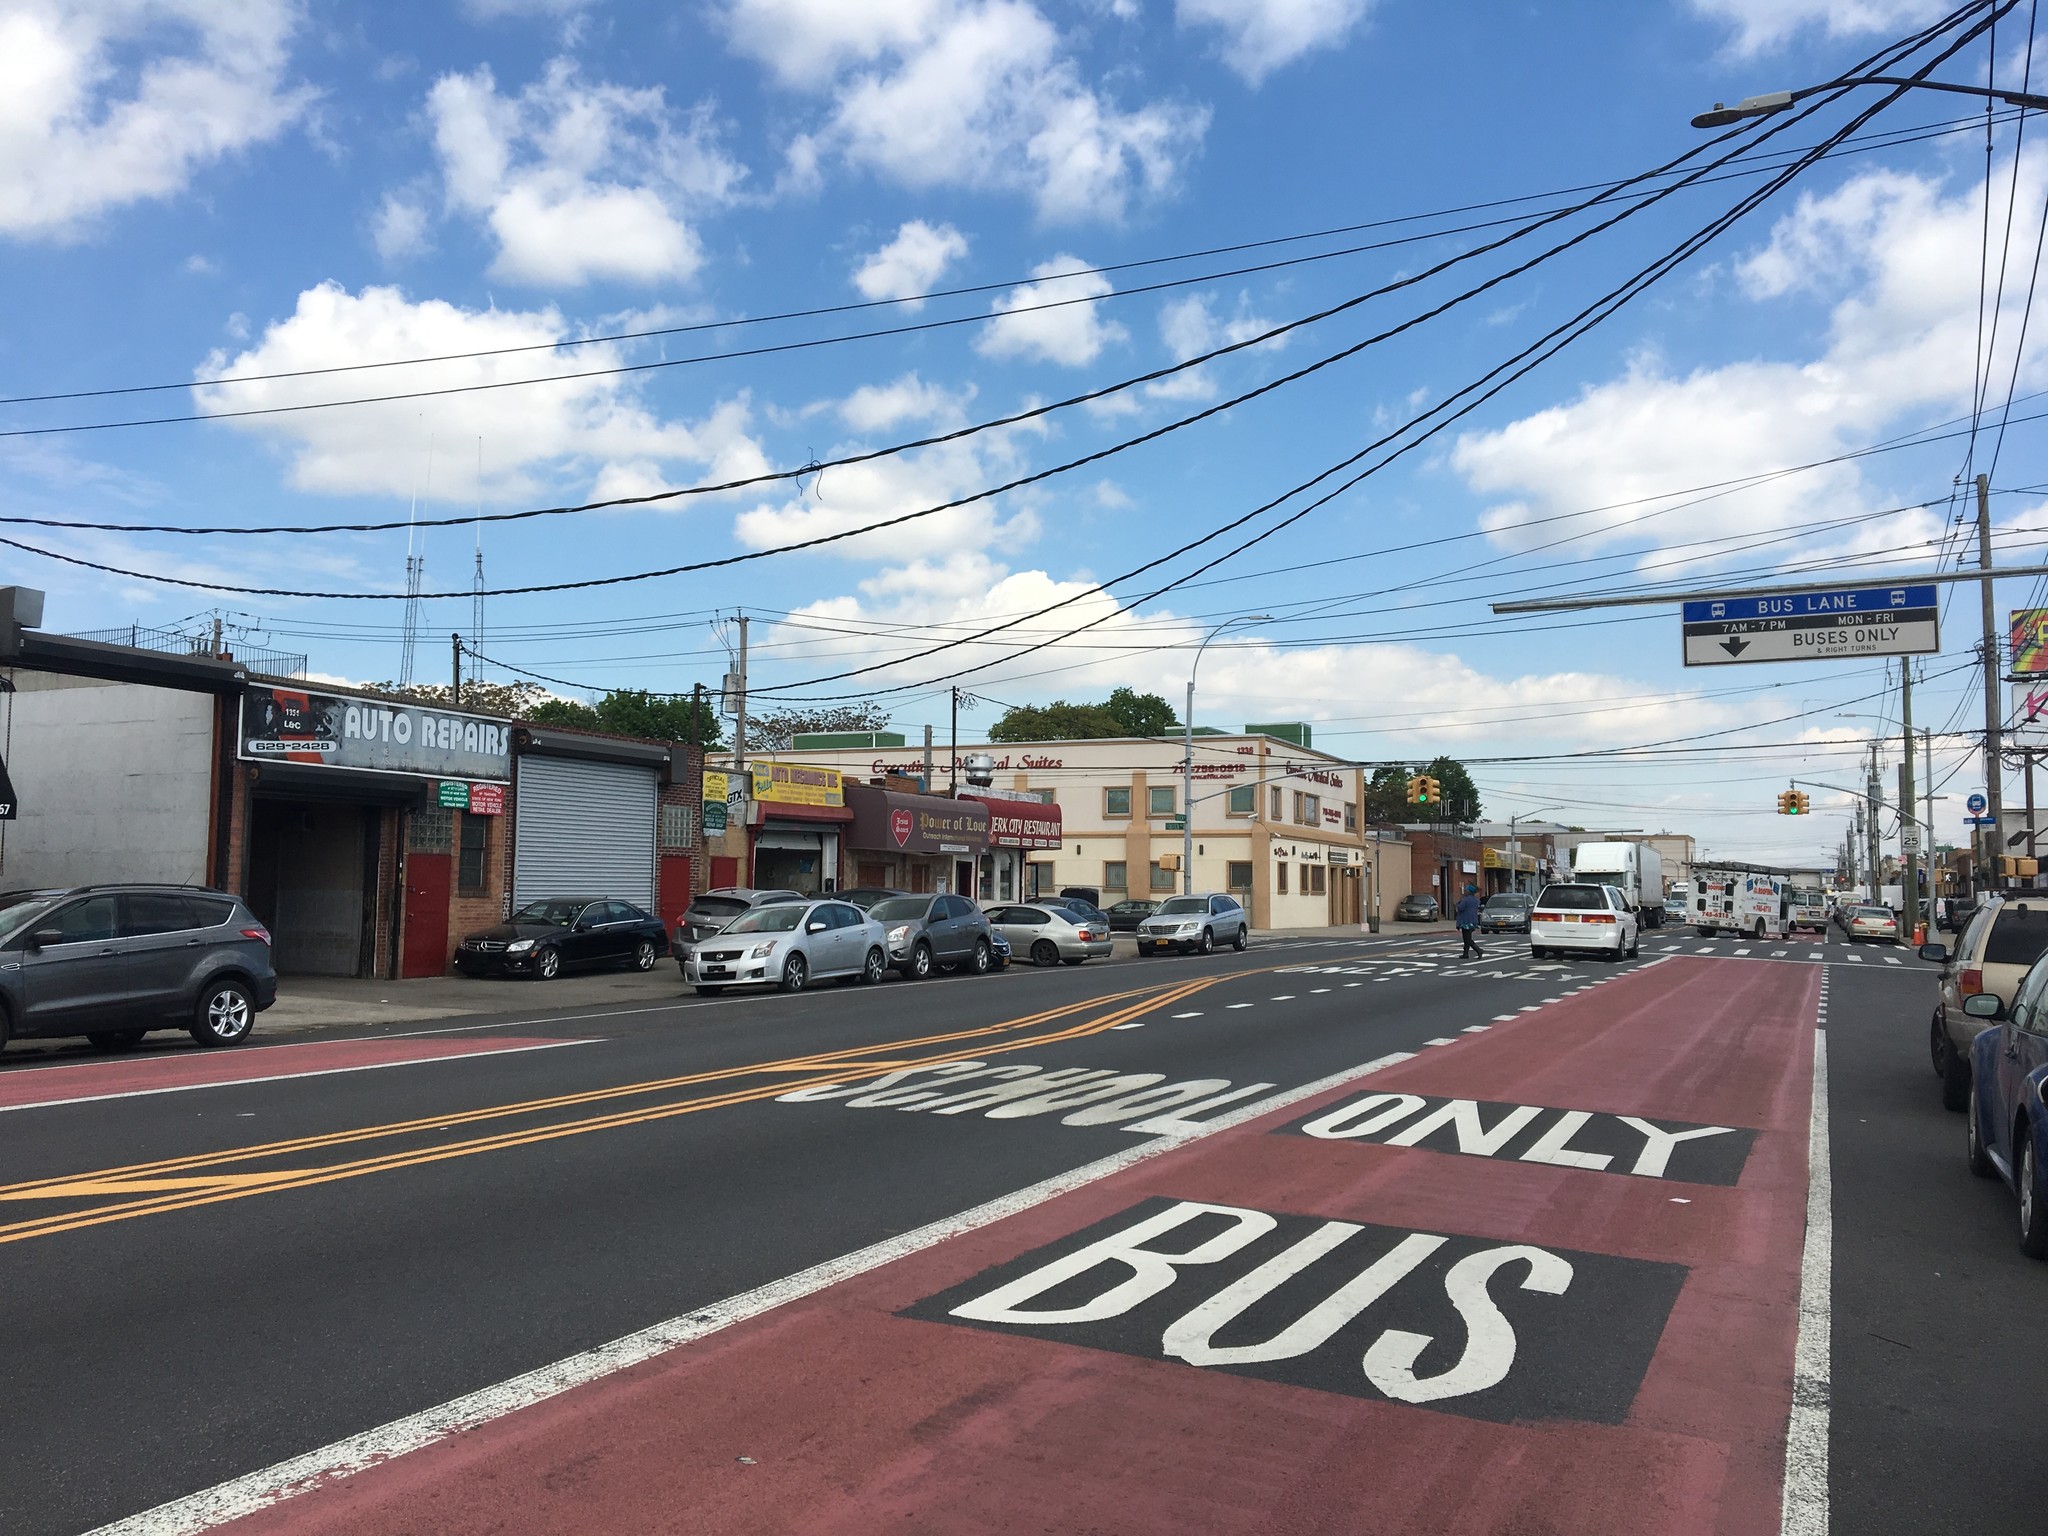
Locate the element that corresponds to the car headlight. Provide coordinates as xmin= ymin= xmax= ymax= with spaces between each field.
xmin=887 ymin=925 xmax=910 ymax=942
xmin=506 ymin=939 xmax=534 ymax=953
xmin=748 ymin=942 xmax=778 ymax=958
xmin=1178 ymin=922 xmax=1200 ymax=933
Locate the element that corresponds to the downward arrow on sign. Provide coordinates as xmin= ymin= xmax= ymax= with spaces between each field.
xmin=1721 ymin=637 xmax=1750 ymax=657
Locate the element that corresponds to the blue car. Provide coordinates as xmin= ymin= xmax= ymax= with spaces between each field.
xmin=1963 ymin=975 xmax=2048 ymax=1256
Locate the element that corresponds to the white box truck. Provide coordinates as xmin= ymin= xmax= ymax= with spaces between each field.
xmin=1691 ymin=864 xmax=1791 ymax=939
xmin=1568 ymin=840 xmax=1667 ymax=926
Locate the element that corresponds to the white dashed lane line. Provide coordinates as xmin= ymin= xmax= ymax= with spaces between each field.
xmin=1271 ymin=995 xmax=1295 ymax=1001
xmin=1422 ymin=1037 xmax=1455 ymax=1046
xmin=1493 ymin=1014 xmax=1517 ymax=1022
xmin=1462 ymin=1025 xmax=1490 ymax=1033
xmin=1171 ymin=1012 xmax=1203 ymax=1019
xmin=1310 ymin=988 xmax=1330 ymax=994
xmin=1227 ymin=1002 xmax=1255 ymax=1010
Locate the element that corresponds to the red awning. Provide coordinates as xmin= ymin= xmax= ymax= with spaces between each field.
xmin=962 ymin=792 xmax=1062 ymax=849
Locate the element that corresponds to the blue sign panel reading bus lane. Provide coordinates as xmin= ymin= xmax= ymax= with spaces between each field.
xmin=1680 ymin=584 xmax=1941 ymax=666
xmin=1680 ymin=585 xmax=1939 ymax=624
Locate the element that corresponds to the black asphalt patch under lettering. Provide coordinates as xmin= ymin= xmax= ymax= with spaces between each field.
xmin=1279 ymin=1091 xmax=1758 ymax=1185
xmin=903 ymin=1197 xmax=1688 ymax=1424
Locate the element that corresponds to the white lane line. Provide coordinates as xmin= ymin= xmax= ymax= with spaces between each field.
xmin=1310 ymin=988 xmax=1331 ymax=994
xmin=1809 ymin=952 xmax=1824 ymax=960
xmin=1493 ymin=1014 xmax=1517 ymax=1022
xmin=0 ymin=1040 xmax=597 ymax=1116
xmin=1696 ymin=946 xmax=1716 ymax=954
xmin=1733 ymin=948 xmax=1752 ymax=956
xmin=1226 ymin=1002 xmax=1255 ymax=1010
xmin=1271 ymin=995 xmax=1295 ymax=1001
xmin=1461 ymin=1024 xmax=1490 ymax=1033
xmin=1541 ymin=997 xmax=1561 ymax=1004
xmin=1517 ymin=1005 xmax=1541 ymax=1013
xmin=89 ymin=1046 xmax=1422 ymax=1536
xmin=1171 ymin=1011 xmax=1203 ymax=1019
xmin=1772 ymin=950 xmax=1788 ymax=958
xmin=1110 ymin=1021 xmax=1147 ymax=1030
xmin=1883 ymin=956 xmax=1902 ymax=966
xmin=1344 ymin=982 xmax=1361 ymax=988
xmin=1422 ymin=1037 xmax=1455 ymax=1046
xmin=1780 ymin=1028 xmax=1831 ymax=1536
xmin=1659 ymin=945 xmax=1682 ymax=952
xmin=1846 ymin=953 xmax=1864 ymax=963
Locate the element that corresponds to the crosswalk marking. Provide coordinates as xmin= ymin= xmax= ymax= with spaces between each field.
xmin=1423 ymin=1036 xmax=1455 ymax=1046
xmin=1884 ymin=955 xmax=1902 ymax=965
xmin=1846 ymin=953 xmax=1864 ymax=963
xmin=1733 ymin=948 xmax=1751 ymax=956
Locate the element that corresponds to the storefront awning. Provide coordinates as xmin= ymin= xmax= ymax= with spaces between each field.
xmin=961 ymin=792 xmax=1062 ymax=849
xmin=847 ymin=784 xmax=989 ymax=856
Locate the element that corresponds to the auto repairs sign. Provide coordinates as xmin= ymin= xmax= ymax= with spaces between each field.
xmin=240 ymin=685 xmax=512 ymax=781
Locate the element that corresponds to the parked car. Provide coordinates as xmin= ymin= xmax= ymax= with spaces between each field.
xmin=1136 ymin=893 xmax=1249 ymax=955
xmin=1105 ymin=899 xmax=1160 ymax=932
xmin=983 ymin=902 xmax=1113 ymax=966
xmin=1963 ymin=958 xmax=2048 ymax=1255
xmin=1059 ymin=886 xmax=1102 ymax=908
xmin=456 ymin=897 xmax=670 ymax=980
xmin=1663 ymin=895 xmax=1688 ymax=924
xmin=1479 ymin=893 xmax=1533 ymax=934
xmin=672 ymin=888 xmax=805 ymax=974
xmin=989 ymin=930 xmax=1012 ymax=970
xmin=867 ymin=893 xmax=995 ymax=978
xmin=1921 ymin=899 xmax=2048 ymax=1110
xmin=836 ymin=887 xmax=907 ymax=911
xmin=1844 ymin=904 xmax=1901 ymax=945
xmin=1529 ymin=881 xmax=1639 ymax=960
xmin=0 ymin=884 xmax=276 ymax=1054
xmin=1394 ymin=893 xmax=1440 ymax=922
xmin=1045 ymin=894 xmax=1111 ymax=926
xmin=684 ymin=898 xmax=887 ymax=994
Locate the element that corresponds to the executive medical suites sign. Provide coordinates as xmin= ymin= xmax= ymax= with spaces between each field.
xmin=240 ymin=685 xmax=513 ymax=781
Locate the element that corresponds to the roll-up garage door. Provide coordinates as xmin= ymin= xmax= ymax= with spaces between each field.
xmin=514 ymin=754 xmax=658 ymax=909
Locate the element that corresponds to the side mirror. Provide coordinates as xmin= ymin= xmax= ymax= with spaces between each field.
xmin=1963 ymin=993 xmax=2005 ymax=1020
xmin=1918 ymin=942 xmax=1949 ymax=964
xmin=27 ymin=928 xmax=61 ymax=950
xmin=807 ymin=920 xmax=828 ymax=934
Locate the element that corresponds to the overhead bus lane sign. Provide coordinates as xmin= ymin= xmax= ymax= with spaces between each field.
xmin=1680 ymin=584 xmax=1939 ymax=666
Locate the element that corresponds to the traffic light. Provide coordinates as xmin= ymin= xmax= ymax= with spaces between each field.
xmin=1776 ymin=790 xmax=1794 ymax=815
xmin=1795 ymin=791 xmax=1810 ymax=815
xmin=1406 ymin=774 xmax=1435 ymax=806
xmin=1424 ymin=775 xmax=1442 ymax=804
xmin=1404 ymin=774 xmax=1423 ymax=805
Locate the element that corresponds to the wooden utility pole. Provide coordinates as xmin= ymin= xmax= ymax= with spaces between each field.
xmin=1901 ymin=661 xmax=1917 ymax=931
xmin=1979 ymin=473 xmax=2003 ymax=891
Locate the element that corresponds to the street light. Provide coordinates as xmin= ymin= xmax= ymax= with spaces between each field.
xmin=1506 ymin=807 xmax=1565 ymax=895
xmin=1693 ymin=75 xmax=2048 ymax=129
xmin=1184 ymin=614 xmax=1273 ymax=894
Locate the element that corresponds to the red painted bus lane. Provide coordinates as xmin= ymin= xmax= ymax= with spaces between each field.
xmin=197 ymin=957 xmax=1818 ymax=1536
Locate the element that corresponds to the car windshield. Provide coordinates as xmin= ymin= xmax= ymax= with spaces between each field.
xmin=1484 ymin=895 xmax=1530 ymax=909
xmin=868 ymin=897 xmax=932 ymax=921
xmin=511 ymin=900 xmax=587 ymax=925
xmin=1537 ymin=885 xmax=1607 ymax=911
xmin=1853 ymin=907 xmax=1893 ymax=920
xmin=0 ymin=890 xmax=59 ymax=939
xmin=690 ymin=896 xmax=752 ymax=919
xmin=723 ymin=905 xmax=807 ymax=934
xmin=1155 ymin=897 xmax=1207 ymax=915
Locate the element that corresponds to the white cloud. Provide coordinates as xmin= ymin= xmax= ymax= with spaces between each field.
xmin=731 ymin=435 xmax=1039 ymax=560
xmin=1688 ymin=0 xmax=1945 ymax=56
xmin=421 ymin=59 xmax=746 ymax=286
xmin=193 ymin=282 xmax=769 ymax=504
xmin=840 ymin=373 xmax=971 ymax=432
xmin=372 ymin=192 xmax=432 ymax=260
xmin=0 ymin=0 xmax=309 ymax=239
xmin=1176 ymin=0 xmax=1373 ymax=83
xmin=852 ymin=219 xmax=969 ymax=307
xmin=182 ymin=252 xmax=218 ymax=275
xmin=1145 ymin=289 xmax=1282 ymax=399
xmin=1453 ymin=152 xmax=2048 ymax=564
xmin=976 ymin=255 xmax=1128 ymax=366
xmin=719 ymin=0 xmax=1207 ymax=222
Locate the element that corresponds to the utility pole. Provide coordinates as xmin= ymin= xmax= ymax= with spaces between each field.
xmin=922 ymin=724 xmax=934 ymax=790
xmin=451 ymin=633 xmax=463 ymax=706
xmin=949 ymin=686 xmax=959 ymax=795
xmin=1901 ymin=662 xmax=1918 ymax=931
xmin=1979 ymin=473 xmax=2004 ymax=892
xmin=1867 ymin=742 xmax=1883 ymax=901
xmin=1925 ymin=726 xmax=1936 ymax=900
xmin=731 ymin=613 xmax=749 ymax=780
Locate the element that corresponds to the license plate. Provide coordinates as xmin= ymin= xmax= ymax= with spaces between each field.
xmin=704 ymin=967 xmax=730 ymax=978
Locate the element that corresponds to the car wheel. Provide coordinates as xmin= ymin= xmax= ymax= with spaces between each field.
xmin=191 ymin=979 xmax=255 ymax=1048
xmin=780 ymin=953 xmax=808 ymax=994
xmin=1032 ymin=940 xmax=1060 ymax=968
xmin=1969 ymin=1077 xmax=1997 ymax=1178
xmin=695 ymin=985 xmax=725 ymax=996
xmin=1233 ymin=925 xmax=1248 ymax=952
xmin=1198 ymin=928 xmax=1214 ymax=956
xmin=2022 ymin=1131 xmax=2048 ymax=1259
xmin=1626 ymin=933 xmax=1639 ymax=958
xmin=863 ymin=947 xmax=887 ymax=985
xmin=1752 ymin=920 xmax=1765 ymax=941
xmin=908 ymin=942 xmax=934 ymax=980
xmin=632 ymin=940 xmax=657 ymax=972
xmin=536 ymin=945 xmax=562 ymax=981
xmin=1937 ymin=1025 xmax=1973 ymax=1113
xmin=87 ymin=1029 xmax=148 ymax=1053
xmin=970 ymin=938 xmax=991 ymax=975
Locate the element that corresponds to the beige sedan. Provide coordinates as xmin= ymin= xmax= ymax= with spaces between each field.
xmin=981 ymin=902 xmax=1114 ymax=967
xmin=1844 ymin=905 xmax=1900 ymax=944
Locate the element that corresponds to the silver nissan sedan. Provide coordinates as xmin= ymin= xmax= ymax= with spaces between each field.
xmin=685 ymin=898 xmax=889 ymax=994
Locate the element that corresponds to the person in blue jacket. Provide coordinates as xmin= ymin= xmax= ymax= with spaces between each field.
xmin=1454 ymin=883 xmax=1483 ymax=959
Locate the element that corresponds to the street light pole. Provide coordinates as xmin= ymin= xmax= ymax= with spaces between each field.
xmin=1184 ymin=615 xmax=1272 ymax=894
xmin=1507 ymin=808 xmax=1564 ymax=895
xmin=1692 ymin=73 xmax=2048 ymax=129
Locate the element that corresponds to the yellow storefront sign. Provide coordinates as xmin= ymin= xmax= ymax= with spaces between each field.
xmin=702 ymin=770 xmax=729 ymax=803
xmin=749 ymin=761 xmax=844 ymax=808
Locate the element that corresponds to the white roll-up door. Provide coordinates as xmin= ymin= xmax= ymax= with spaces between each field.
xmin=514 ymin=754 xmax=657 ymax=908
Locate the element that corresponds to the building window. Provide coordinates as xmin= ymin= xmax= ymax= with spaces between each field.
xmin=458 ymin=813 xmax=490 ymax=891
xmin=659 ymin=803 xmax=695 ymax=849
xmin=1306 ymin=865 xmax=1327 ymax=895
xmin=1269 ymin=786 xmax=1283 ymax=820
xmin=1227 ymin=861 xmax=1253 ymax=890
xmin=1104 ymin=860 xmax=1128 ymax=892
xmin=1227 ymin=784 xmax=1255 ymax=816
xmin=1293 ymin=793 xmax=1320 ymax=826
xmin=1149 ymin=861 xmax=1177 ymax=891
xmin=1276 ymin=862 xmax=1289 ymax=894
xmin=1344 ymin=801 xmax=1357 ymax=831
xmin=1149 ymin=785 xmax=1177 ymax=818
xmin=408 ymin=807 xmax=454 ymax=854
xmin=1104 ymin=786 xmax=1132 ymax=818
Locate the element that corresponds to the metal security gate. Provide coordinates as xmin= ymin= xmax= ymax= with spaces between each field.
xmin=514 ymin=754 xmax=657 ymax=909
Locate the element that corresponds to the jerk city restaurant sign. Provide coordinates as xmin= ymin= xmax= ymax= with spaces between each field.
xmin=848 ymin=784 xmax=990 ymax=855
xmin=963 ymin=792 xmax=1063 ymax=849
xmin=240 ymin=686 xmax=512 ymax=782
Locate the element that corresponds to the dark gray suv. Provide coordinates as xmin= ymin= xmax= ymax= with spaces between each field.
xmin=0 ymin=885 xmax=278 ymax=1055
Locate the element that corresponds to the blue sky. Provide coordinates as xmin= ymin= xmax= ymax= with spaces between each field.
xmin=2 ymin=0 xmax=2042 ymax=866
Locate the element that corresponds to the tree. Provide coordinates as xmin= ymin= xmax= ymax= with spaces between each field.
xmin=355 ymin=679 xmax=723 ymax=745
xmin=523 ymin=697 xmax=601 ymax=729
xmin=988 ymin=700 xmax=1124 ymax=742
xmin=1102 ymin=687 xmax=1178 ymax=738
xmin=592 ymin=689 xmax=723 ymax=746
xmin=361 ymin=680 xmax=555 ymax=717
xmin=747 ymin=702 xmax=892 ymax=752
xmin=1421 ymin=755 xmax=1482 ymax=823
xmin=1362 ymin=765 xmax=1412 ymax=823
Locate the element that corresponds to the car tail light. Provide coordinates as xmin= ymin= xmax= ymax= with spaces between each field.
xmin=239 ymin=925 xmax=272 ymax=945
xmin=1960 ymin=967 xmax=1984 ymax=997
xmin=1583 ymin=914 xmax=1616 ymax=924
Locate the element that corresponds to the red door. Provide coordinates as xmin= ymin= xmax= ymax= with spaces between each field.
xmin=659 ymin=854 xmax=694 ymax=934
xmin=402 ymin=853 xmax=453 ymax=978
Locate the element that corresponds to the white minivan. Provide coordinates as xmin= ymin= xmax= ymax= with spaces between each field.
xmin=1530 ymin=881 xmax=1640 ymax=960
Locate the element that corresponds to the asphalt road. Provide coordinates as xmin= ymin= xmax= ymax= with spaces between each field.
xmin=0 ymin=924 xmax=2029 ymax=1535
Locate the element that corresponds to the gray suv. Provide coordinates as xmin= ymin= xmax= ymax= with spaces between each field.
xmin=0 ymin=885 xmax=277 ymax=1055
xmin=868 ymin=893 xmax=994 ymax=978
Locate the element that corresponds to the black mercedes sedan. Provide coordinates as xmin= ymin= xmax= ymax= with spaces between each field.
xmin=454 ymin=897 xmax=669 ymax=980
